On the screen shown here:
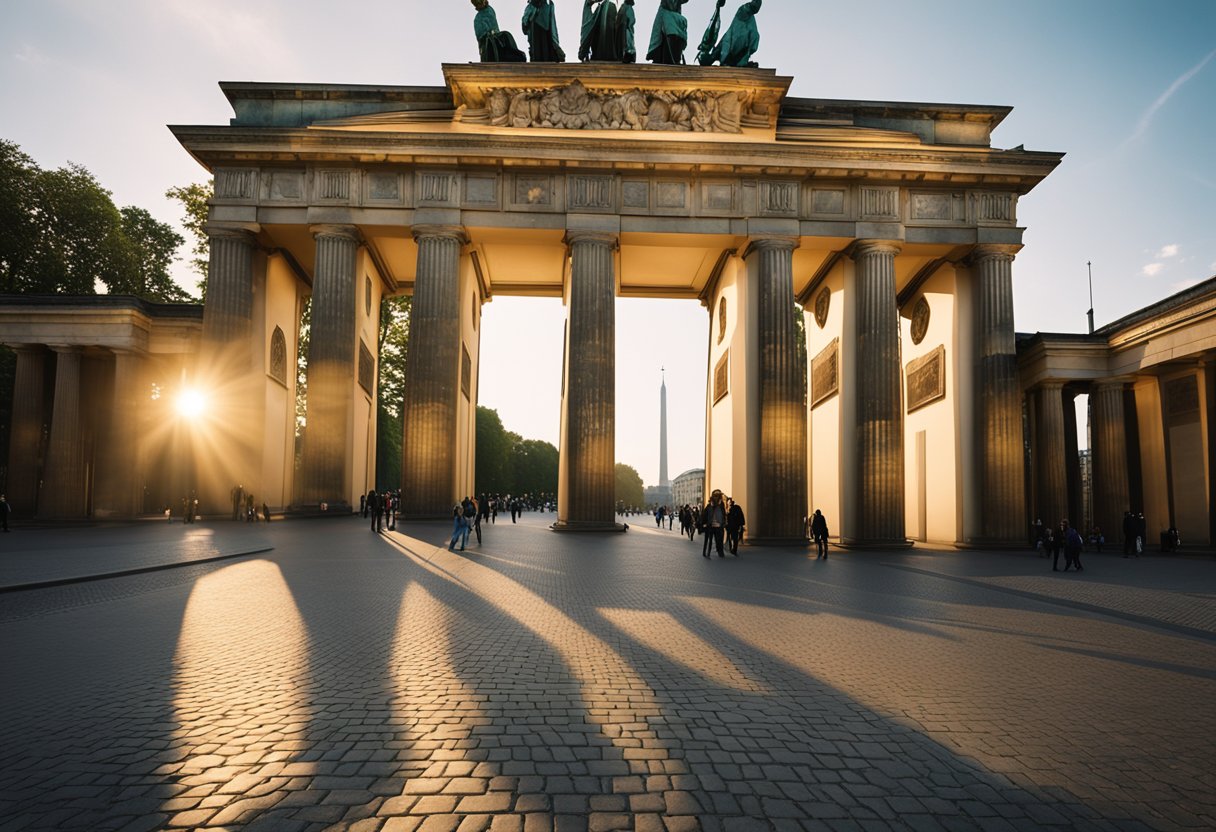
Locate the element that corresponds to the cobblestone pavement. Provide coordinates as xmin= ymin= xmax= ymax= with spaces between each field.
xmin=2 ymin=514 xmax=1214 ymax=831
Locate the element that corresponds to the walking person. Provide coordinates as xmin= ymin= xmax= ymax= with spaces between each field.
xmin=1049 ymin=522 xmax=1064 ymax=571
xmin=0 ymin=494 xmax=10 ymax=532
xmin=472 ymin=496 xmax=483 ymax=545
xmin=370 ymin=489 xmax=384 ymax=532
xmin=1063 ymin=519 xmax=1084 ymax=572
xmin=810 ymin=509 xmax=829 ymax=559
xmin=702 ymin=490 xmax=727 ymax=558
xmin=449 ymin=502 xmax=466 ymax=551
xmin=460 ymin=496 xmax=477 ymax=550
xmin=725 ymin=497 xmax=745 ymax=555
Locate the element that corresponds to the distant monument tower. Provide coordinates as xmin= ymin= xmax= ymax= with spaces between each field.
xmin=659 ymin=369 xmax=670 ymax=489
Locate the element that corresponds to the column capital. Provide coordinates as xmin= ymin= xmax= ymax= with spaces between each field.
xmin=851 ymin=239 xmax=902 ymax=259
xmin=564 ymin=230 xmax=619 ymax=250
xmin=411 ymin=224 xmax=468 ymax=246
xmin=1036 ymin=379 xmax=1067 ymax=392
xmin=311 ymin=224 xmax=361 ymax=242
xmin=742 ymin=235 xmax=799 ymax=259
xmin=968 ymin=243 xmax=1021 ymax=264
xmin=1092 ymin=376 xmax=1135 ymax=391
xmin=6 ymin=343 xmax=45 ymax=356
xmin=206 ymin=222 xmax=261 ymax=242
xmin=46 ymin=344 xmax=83 ymax=355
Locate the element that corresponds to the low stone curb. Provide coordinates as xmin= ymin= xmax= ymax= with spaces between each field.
xmin=0 ymin=546 xmax=275 ymax=593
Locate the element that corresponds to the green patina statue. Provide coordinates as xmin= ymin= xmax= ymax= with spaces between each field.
xmin=580 ymin=0 xmax=621 ymax=62
xmin=522 ymin=0 xmax=566 ymax=63
xmin=647 ymin=0 xmax=690 ymax=65
xmin=471 ymin=0 xmax=527 ymax=62
xmin=695 ymin=0 xmax=725 ymax=66
xmin=711 ymin=0 xmax=762 ymax=67
xmin=619 ymin=0 xmax=637 ymax=63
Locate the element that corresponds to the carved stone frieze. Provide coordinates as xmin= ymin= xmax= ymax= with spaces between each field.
xmin=479 ymin=80 xmax=772 ymax=134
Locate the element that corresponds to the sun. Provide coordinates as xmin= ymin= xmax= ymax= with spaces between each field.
xmin=175 ymin=388 xmax=209 ymax=420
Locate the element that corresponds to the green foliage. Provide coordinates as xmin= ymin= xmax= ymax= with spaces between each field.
xmin=375 ymin=403 xmax=402 ymax=491
xmin=511 ymin=438 xmax=558 ymax=494
xmin=615 ymin=462 xmax=644 ymax=508
xmin=165 ymin=181 xmax=212 ymax=296
xmin=473 ymin=406 xmax=557 ymax=494
xmin=0 ymin=138 xmax=190 ymax=303
xmin=794 ymin=303 xmax=808 ymax=406
xmin=374 ymin=295 xmax=411 ymax=489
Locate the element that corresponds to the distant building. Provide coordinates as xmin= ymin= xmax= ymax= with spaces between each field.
xmin=672 ymin=469 xmax=705 ymax=508
xmin=644 ymin=485 xmax=672 ymax=507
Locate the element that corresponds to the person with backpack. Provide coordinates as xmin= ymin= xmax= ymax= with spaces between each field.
xmin=725 ymin=497 xmax=745 ymax=555
xmin=1062 ymin=519 xmax=1084 ymax=572
xmin=460 ymin=496 xmax=477 ymax=549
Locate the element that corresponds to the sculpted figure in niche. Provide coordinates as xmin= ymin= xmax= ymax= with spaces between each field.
xmin=580 ymin=0 xmax=621 ymax=62
xmin=471 ymin=0 xmax=527 ymax=62
xmin=619 ymin=0 xmax=637 ymax=63
xmin=648 ymin=0 xmax=690 ymax=64
xmin=522 ymin=0 xmax=566 ymax=62
xmin=711 ymin=0 xmax=762 ymax=67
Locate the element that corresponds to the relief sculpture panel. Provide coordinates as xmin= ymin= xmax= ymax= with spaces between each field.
xmin=906 ymin=345 xmax=946 ymax=413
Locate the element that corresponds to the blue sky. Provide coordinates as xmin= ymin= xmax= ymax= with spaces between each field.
xmin=3 ymin=1 xmax=1214 ymax=484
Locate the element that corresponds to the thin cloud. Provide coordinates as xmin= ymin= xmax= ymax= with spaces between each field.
xmin=1124 ymin=47 xmax=1216 ymax=147
xmin=1142 ymin=263 xmax=1164 ymax=277
xmin=1158 ymin=244 xmax=1179 ymax=259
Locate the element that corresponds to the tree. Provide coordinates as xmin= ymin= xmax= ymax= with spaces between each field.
xmin=475 ymin=405 xmax=515 ymax=492
xmin=375 ymin=295 xmax=411 ymax=489
xmin=0 ymin=140 xmax=38 ymax=293
xmin=111 ymin=206 xmax=188 ymax=301
xmin=615 ymin=463 xmax=644 ymax=508
xmin=166 ymin=181 xmax=212 ymax=296
xmin=511 ymin=439 xmax=558 ymax=494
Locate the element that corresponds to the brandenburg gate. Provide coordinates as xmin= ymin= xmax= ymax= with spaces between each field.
xmin=0 ymin=62 xmax=1069 ymax=545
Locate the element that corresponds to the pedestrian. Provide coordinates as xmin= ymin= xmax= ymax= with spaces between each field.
xmin=449 ymin=502 xmax=466 ymax=551
xmin=461 ymin=496 xmax=476 ymax=549
xmin=360 ymin=492 xmax=367 ymax=518
xmin=810 ymin=508 xmax=829 ymax=559
xmin=231 ymin=484 xmax=243 ymax=521
xmin=725 ymin=497 xmax=745 ymax=555
xmin=0 ymin=494 xmax=10 ymax=532
xmin=1122 ymin=511 xmax=1137 ymax=557
xmin=1049 ymin=523 xmax=1064 ymax=571
xmin=368 ymin=489 xmax=382 ymax=532
xmin=262 ymin=502 xmax=271 ymax=523
xmin=472 ymin=497 xmax=483 ymax=545
xmin=1063 ymin=519 xmax=1084 ymax=571
xmin=702 ymin=489 xmax=727 ymax=558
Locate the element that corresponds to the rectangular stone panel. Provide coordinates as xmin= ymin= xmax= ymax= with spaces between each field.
xmin=358 ymin=340 xmax=375 ymax=396
xmin=567 ymin=175 xmax=615 ymax=211
xmin=367 ymin=172 xmax=401 ymax=202
xmin=1165 ymin=375 xmax=1200 ymax=425
xmin=417 ymin=171 xmax=459 ymax=206
xmin=510 ymin=174 xmax=557 ymax=210
xmin=714 ymin=351 xmax=729 ymax=404
xmin=316 ymin=169 xmax=354 ymax=203
xmin=860 ymin=186 xmax=899 ymax=220
xmin=906 ymin=345 xmax=946 ymax=413
xmin=622 ymin=180 xmax=650 ymax=211
xmin=811 ymin=338 xmax=839 ymax=409
xmin=464 ymin=174 xmax=499 ymax=207
xmin=656 ymin=181 xmax=689 ymax=212
xmin=266 ymin=170 xmax=305 ymax=202
xmin=809 ymin=188 xmax=847 ymax=216
xmin=759 ymin=181 xmax=799 ymax=216
xmin=215 ymin=168 xmax=257 ymax=201
xmin=909 ymin=192 xmax=952 ymax=222
xmin=699 ymin=180 xmax=736 ymax=215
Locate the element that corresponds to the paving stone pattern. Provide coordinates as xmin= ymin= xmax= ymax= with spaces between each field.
xmin=1 ymin=515 xmax=1214 ymax=831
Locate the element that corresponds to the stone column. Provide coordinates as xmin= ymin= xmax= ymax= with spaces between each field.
xmin=972 ymin=245 xmax=1026 ymax=542
xmin=96 ymin=351 xmax=146 ymax=518
xmin=1091 ymin=380 xmax=1132 ymax=544
xmin=746 ymin=236 xmax=808 ymax=543
xmin=298 ymin=225 xmax=360 ymax=508
xmin=7 ymin=346 xmax=47 ymax=516
xmin=40 ymin=346 xmax=86 ymax=518
xmin=1032 ymin=382 xmax=1069 ymax=527
xmin=556 ymin=231 xmax=618 ymax=530
xmin=850 ymin=240 xmax=905 ymax=545
xmin=201 ymin=224 xmax=259 ymax=352
xmin=400 ymin=226 xmax=467 ymax=518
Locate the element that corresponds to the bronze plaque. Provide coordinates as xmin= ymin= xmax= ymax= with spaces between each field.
xmin=906 ymin=345 xmax=946 ymax=413
xmin=717 ymin=298 xmax=727 ymax=344
xmin=814 ymin=287 xmax=830 ymax=329
xmin=714 ymin=351 xmax=729 ymax=404
xmin=910 ymin=296 xmax=930 ymax=345
xmin=269 ymin=326 xmax=287 ymax=387
xmin=811 ymin=338 xmax=839 ymax=409
xmin=358 ymin=340 xmax=375 ymax=396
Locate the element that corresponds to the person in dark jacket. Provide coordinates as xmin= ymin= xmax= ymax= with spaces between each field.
xmin=368 ymin=490 xmax=382 ymax=533
xmin=725 ymin=497 xmax=745 ymax=555
xmin=810 ymin=509 xmax=829 ymax=559
xmin=702 ymin=490 xmax=727 ymax=558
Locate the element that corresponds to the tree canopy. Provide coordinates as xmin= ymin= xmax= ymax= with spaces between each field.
xmin=0 ymin=139 xmax=188 ymax=302
xmin=474 ymin=406 xmax=559 ymax=495
xmin=615 ymin=462 xmax=644 ymax=508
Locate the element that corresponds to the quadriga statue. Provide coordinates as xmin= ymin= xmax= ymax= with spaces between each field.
xmin=647 ymin=0 xmax=690 ymax=65
xmin=712 ymin=0 xmax=762 ymax=67
xmin=522 ymin=0 xmax=566 ymax=62
xmin=470 ymin=0 xmax=526 ymax=62
xmin=580 ymin=0 xmax=621 ymax=62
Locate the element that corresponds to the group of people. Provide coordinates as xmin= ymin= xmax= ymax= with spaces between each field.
xmin=362 ymin=489 xmax=400 ymax=533
xmin=1032 ymin=518 xmax=1087 ymax=572
xmin=228 ymin=484 xmax=269 ymax=523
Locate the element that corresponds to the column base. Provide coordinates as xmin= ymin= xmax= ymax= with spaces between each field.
xmin=837 ymin=538 xmax=915 ymax=550
xmin=551 ymin=521 xmax=629 ymax=534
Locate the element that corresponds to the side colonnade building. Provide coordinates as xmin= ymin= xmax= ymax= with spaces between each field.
xmin=23 ymin=61 xmax=1193 ymax=549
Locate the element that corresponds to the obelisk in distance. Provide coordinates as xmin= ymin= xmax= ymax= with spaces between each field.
xmin=659 ymin=368 xmax=670 ymax=489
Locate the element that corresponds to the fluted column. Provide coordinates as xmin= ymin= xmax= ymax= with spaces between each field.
xmin=850 ymin=240 xmax=905 ymax=545
xmin=400 ymin=226 xmax=467 ymax=517
xmin=557 ymin=231 xmax=618 ymax=530
xmin=201 ymin=224 xmax=259 ymax=352
xmin=1032 ymin=382 xmax=1069 ymax=526
xmin=298 ymin=225 xmax=360 ymax=508
xmin=1091 ymin=380 xmax=1132 ymax=543
xmin=7 ymin=346 xmax=46 ymax=516
xmin=746 ymin=237 xmax=807 ymax=542
xmin=972 ymin=245 xmax=1026 ymax=541
xmin=40 ymin=346 xmax=86 ymax=518
xmin=96 ymin=351 xmax=145 ymax=518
